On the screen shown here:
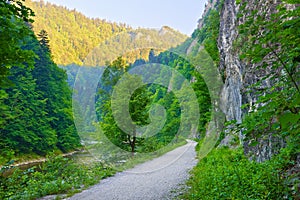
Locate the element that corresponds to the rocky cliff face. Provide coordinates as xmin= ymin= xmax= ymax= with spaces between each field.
xmin=218 ymin=0 xmax=282 ymax=122
xmin=218 ymin=0 xmax=288 ymax=162
xmin=193 ymin=0 xmax=286 ymax=162
xmin=218 ymin=0 xmax=242 ymax=124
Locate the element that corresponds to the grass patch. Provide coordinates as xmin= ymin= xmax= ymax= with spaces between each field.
xmin=182 ymin=146 xmax=296 ymax=199
xmin=0 ymin=155 xmax=115 ymax=200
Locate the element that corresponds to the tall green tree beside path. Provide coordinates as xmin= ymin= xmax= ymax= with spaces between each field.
xmin=99 ymin=58 xmax=152 ymax=155
xmin=111 ymin=73 xmax=151 ymax=155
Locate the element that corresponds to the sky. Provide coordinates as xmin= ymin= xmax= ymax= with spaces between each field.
xmin=42 ymin=0 xmax=207 ymax=35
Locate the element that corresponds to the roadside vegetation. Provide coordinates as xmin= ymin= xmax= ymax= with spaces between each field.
xmin=183 ymin=141 xmax=298 ymax=199
xmin=0 ymin=139 xmax=187 ymax=200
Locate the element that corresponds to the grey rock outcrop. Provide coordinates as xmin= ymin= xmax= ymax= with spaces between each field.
xmin=192 ymin=0 xmax=287 ymax=162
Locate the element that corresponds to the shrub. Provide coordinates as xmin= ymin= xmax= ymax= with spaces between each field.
xmin=184 ymin=147 xmax=292 ymax=199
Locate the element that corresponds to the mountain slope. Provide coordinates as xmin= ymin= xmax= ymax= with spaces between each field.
xmin=84 ymin=27 xmax=190 ymax=66
xmin=25 ymin=0 xmax=187 ymax=66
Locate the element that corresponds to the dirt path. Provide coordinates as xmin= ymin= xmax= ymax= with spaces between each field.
xmin=67 ymin=140 xmax=197 ymax=200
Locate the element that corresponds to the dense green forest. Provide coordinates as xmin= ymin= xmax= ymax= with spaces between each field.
xmin=24 ymin=0 xmax=187 ymax=66
xmin=0 ymin=0 xmax=80 ymax=164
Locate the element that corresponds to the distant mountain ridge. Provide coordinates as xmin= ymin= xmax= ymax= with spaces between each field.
xmin=25 ymin=0 xmax=188 ymax=66
xmin=83 ymin=27 xmax=189 ymax=66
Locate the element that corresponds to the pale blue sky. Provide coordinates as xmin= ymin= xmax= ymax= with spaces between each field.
xmin=42 ymin=0 xmax=206 ymax=35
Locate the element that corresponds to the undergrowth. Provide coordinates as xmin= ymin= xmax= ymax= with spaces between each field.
xmin=0 ymin=156 xmax=115 ymax=200
xmin=183 ymin=146 xmax=297 ymax=199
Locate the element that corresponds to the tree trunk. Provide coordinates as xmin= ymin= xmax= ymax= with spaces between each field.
xmin=131 ymin=136 xmax=136 ymax=157
xmin=131 ymin=127 xmax=136 ymax=157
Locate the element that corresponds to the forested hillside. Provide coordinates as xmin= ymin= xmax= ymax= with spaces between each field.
xmin=24 ymin=0 xmax=187 ymax=66
xmin=0 ymin=0 xmax=80 ymax=164
xmin=83 ymin=27 xmax=189 ymax=66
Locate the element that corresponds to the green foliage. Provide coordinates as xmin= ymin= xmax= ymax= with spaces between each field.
xmin=102 ymin=71 xmax=152 ymax=153
xmin=0 ymin=6 xmax=80 ymax=162
xmin=33 ymin=31 xmax=81 ymax=152
xmin=184 ymin=147 xmax=293 ymax=199
xmin=191 ymin=8 xmax=221 ymax=64
xmin=236 ymin=0 xmax=300 ymax=150
xmin=98 ymin=58 xmax=156 ymax=153
xmin=1 ymin=65 xmax=57 ymax=155
xmin=156 ymin=51 xmax=212 ymax=137
xmin=0 ymin=0 xmax=35 ymax=86
xmin=0 ymin=156 xmax=115 ymax=200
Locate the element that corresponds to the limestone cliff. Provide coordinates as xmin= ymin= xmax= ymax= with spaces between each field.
xmin=192 ymin=0 xmax=291 ymax=162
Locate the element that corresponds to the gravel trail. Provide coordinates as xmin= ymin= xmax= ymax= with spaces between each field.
xmin=67 ymin=140 xmax=197 ymax=200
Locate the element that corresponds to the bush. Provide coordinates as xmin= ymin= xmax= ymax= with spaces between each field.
xmin=184 ymin=147 xmax=292 ymax=199
xmin=0 ymin=156 xmax=115 ymax=200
